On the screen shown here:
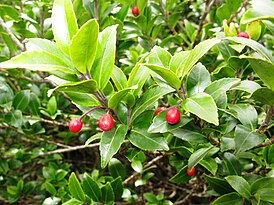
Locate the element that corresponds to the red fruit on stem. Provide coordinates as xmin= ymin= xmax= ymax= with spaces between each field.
xmin=69 ymin=118 xmax=83 ymax=133
xmin=237 ymin=31 xmax=249 ymax=39
xmin=132 ymin=6 xmax=139 ymax=15
xmin=186 ymin=167 xmax=196 ymax=176
xmin=154 ymin=107 xmax=166 ymax=116
xmin=98 ymin=113 xmax=114 ymax=131
xmin=165 ymin=107 xmax=180 ymax=125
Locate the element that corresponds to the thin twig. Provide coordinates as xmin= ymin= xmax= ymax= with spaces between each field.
xmin=255 ymin=135 xmax=274 ymax=148
xmin=159 ymin=0 xmax=177 ymax=35
xmin=258 ymin=106 xmax=274 ymax=134
xmin=227 ymin=0 xmax=249 ymax=24
xmin=192 ymin=0 xmax=217 ymax=48
xmin=0 ymin=17 xmax=25 ymax=51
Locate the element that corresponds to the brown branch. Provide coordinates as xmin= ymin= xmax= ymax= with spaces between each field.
xmin=0 ymin=17 xmax=25 ymax=51
xmin=256 ymin=135 xmax=274 ymax=148
xmin=192 ymin=0 xmax=217 ymax=48
xmin=159 ymin=0 xmax=177 ymax=35
xmin=227 ymin=0 xmax=249 ymax=24
xmin=258 ymin=106 xmax=274 ymax=134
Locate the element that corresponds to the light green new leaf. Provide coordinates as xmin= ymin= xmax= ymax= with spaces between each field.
xmin=70 ymin=19 xmax=99 ymax=74
xmin=182 ymin=93 xmax=219 ymax=125
xmin=148 ymin=46 xmax=172 ymax=68
xmin=52 ymin=0 xmax=78 ymax=56
xmin=82 ymin=173 xmax=102 ymax=202
xmin=212 ymin=192 xmax=242 ymax=205
xmin=226 ymin=37 xmax=274 ymax=63
xmin=131 ymin=86 xmax=174 ymax=122
xmin=144 ymin=64 xmax=181 ymax=89
xmin=241 ymin=56 xmax=274 ymax=91
xmin=225 ymin=175 xmax=251 ymax=199
xmin=188 ymin=146 xmax=214 ymax=169
xmin=128 ymin=130 xmax=169 ymax=151
xmin=68 ymin=172 xmax=85 ymax=202
xmin=100 ymin=124 xmax=128 ymax=168
xmin=234 ymin=125 xmax=265 ymax=153
xmin=111 ymin=66 xmax=127 ymax=91
xmin=50 ymin=79 xmax=97 ymax=96
xmin=66 ymin=92 xmax=100 ymax=107
xmin=62 ymin=198 xmax=83 ymax=205
xmin=251 ymin=88 xmax=274 ymax=106
xmin=169 ymin=50 xmax=190 ymax=75
xmin=91 ymin=25 xmax=117 ymax=90
xmin=0 ymin=51 xmax=75 ymax=74
xmin=181 ymin=38 xmax=221 ymax=78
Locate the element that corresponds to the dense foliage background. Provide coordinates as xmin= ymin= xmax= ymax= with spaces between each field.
xmin=1 ymin=0 xmax=274 ymax=204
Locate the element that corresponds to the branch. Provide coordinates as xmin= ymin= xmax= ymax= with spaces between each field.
xmin=258 ymin=106 xmax=274 ymax=134
xmin=227 ymin=0 xmax=249 ymax=24
xmin=256 ymin=135 xmax=274 ymax=148
xmin=159 ymin=0 xmax=177 ymax=35
xmin=0 ymin=17 xmax=25 ymax=51
xmin=192 ymin=0 xmax=217 ymax=48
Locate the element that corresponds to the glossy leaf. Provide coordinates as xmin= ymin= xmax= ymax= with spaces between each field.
xmin=110 ymin=177 xmax=123 ymax=199
xmin=232 ymin=80 xmax=261 ymax=94
xmin=170 ymin=129 xmax=207 ymax=146
xmin=204 ymin=174 xmax=234 ymax=195
xmin=144 ymin=64 xmax=181 ymax=89
xmin=182 ymin=93 xmax=219 ymax=125
xmin=68 ymin=172 xmax=85 ymax=202
xmin=225 ymin=175 xmax=251 ymax=199
xmin=0 ymin=80 xmax=14 ymax=104
xmin=186 ymin=63 xmax=211 ymax=97
xmin=63 ymin=198 xmax=83 ymax=205
xmin=131 ymin=86 xmax=174 ymax=122
xmin=12 ymin=90 xmax=30 ymax=111
xmin=169 ymin=50 xmax=190 ymax=75
xmin=52 ymin=0 xmax=78 ymax=56
xmin=5 ymin=110 xmax=23 ymax=128
xmin=148 ymin=46 xmax=172 ymax=68
xmin=111 ymin=66 xmax=127 ymax=91
xmin=188 ymin=146 xmax=214 ymax=169
xmin=82 ymin=173 xmax=102 ymax=202
xmin=70 ymin=19 xmax=99 ymax=74
xmin=66 ymin=92 xmax=100 ymax=107
xmin=199 ymin=157 xmax=218 ymax=175
xmin=90 ymin=25 xmax=117 ymax=90
xmin=256 ymin=188 xmax=274 ymax=203
xmin=235 ymin=125 xmax=265 ymax=153
xmin=100 ymin=125 xmax=128 ymax=168
xmin=251 ymin=177 xmax=274 ymax=194
xmin=108 ymin=158 xmax=126 ymax=180
xmin=128 ymin=129 xmax=169 ymax=151
xmin=28 ymin=93 xmax=41 ymax=116
xmin=148 ymin=110 xmax=191 ymax=133
xmin=101 ymin=183 xmax=115 ymax=203
xmin=251 ymin=88 xmax=274 ymax=106
xmin=222 ymin=152 xmax=242 ymax=175
xmin=212 ymin=192 xmax=243 ymax=205
xmin=169 ymin=165 xmax=191 ymax=184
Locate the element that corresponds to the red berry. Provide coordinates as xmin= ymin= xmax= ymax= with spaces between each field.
xmin=69 ymin=118 xmax=82 ymax=132
xmin=132 ymin=6 xmax=139 ymax=15
xmin=98 ymin=113 xmax=114 ymax=131
xmin=237 ymin=31 xmax=249 ymax=39
xmin=186 ymin=167 xmax=196 ymax=176
xmin=154 ymin=107 xmax=166 ymax=116
xmin=165 ymin=107 xmax=180 ymax=125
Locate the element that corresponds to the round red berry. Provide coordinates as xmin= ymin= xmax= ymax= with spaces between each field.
xmin=165 ymin=107 xmax=180 ymax=125
xmin=98 ymin=113 xmax=114 ymax=131
xmin=69 ymin=118 xmax=83 ymax=132
xmin=154 ymin=107 xmax=166 ymax=116
xmin=132 ymin=6 xmax=139 ymax=15
xmin=237 ymin=31 xmax=249 ymax=39
xmin=186 ymin=167 xmax=196 ymax=176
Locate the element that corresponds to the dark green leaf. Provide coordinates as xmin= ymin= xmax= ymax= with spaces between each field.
xmin=212 ymin=192 xmax=243 ymax=205
xmin=0 ymin=80 xmax=14 ymax=104
xmin=82 ymin=173 xmax=102 ymax=202
xmin=14 ymin=91 xmax=30 ymax=111
xmin=110 ymin=177 xmax=123 ymax=199
xmin=44 ymin=182 xmax=57 ymax=195
xmin=199 ymin=158 xmax=218 ymax=175
xmin=188 ymin=146 xmax=214 ymax=169
xmin=5 ymin=110 xmax=23 ymax=128
xmin=225 ymin=175 xmax=251 ymax=199
xmin=28 ymin=93 xmax=41 ymax=116
xmin=251 ymin=88 xmax=274 ymax=106
xmin=251 ymin=177 xmax=274 ymax=194
xmin=108 ymin=158 xmax=126 ymax=180
xmin=222 ymin=152 xmax=242 ymax=175
xmin=68 ymin=172 xmax=85 ymax=202
xmin=101 ymin=183 xmax=114 ymax=203
xmin=169 ymin=165 xmax=191 ymax=184
xmin=256 ymin=188 xmax=274 ymax=203
xmin=204 ymin=174 xmax=234 ymax=195
xmin=170 ymin=129 xmax=207 ymax=146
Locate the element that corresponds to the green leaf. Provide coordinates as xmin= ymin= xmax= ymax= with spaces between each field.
xmin=85 ymin=133 xmax=102 ymax=146
xmin=52 ymin=0 xmax=78 ymax=56
xmin=225 ymin=175 xmax=251 ymax=199
xmin=251 ymin=88 xmax=274 ymax=106
xmin=127 ymin=54 xmax=151 ymax=96
xmin=0 ymin=80 xmax=14 ymax=104
xmin=226 ymin=0 xmax=241 ymax=13
xmin=169 ymin=165 xmax=191 ymax=184
xmin=186 ymin=63 xmax=211 ymax=97
xmin=12 ymin=90 xmax=30 ymax=111
xmin=111 ymin=66 xmax=127 ymax=91
xmin=63 ymin=198 xmax=83 ymax=205
xmin=212 ymin=192 xmax=243 ymax=205
xmin=5 ymin=110 xmax=23 ymax=128
xmin=47 ymin=96 xmax=57 ymax=116
xmin=199 ymin=158 xmax=218 ymax=175
xmin=82 ymin=173 xmax=102 ymax=202
xmin=172 ymin=129 xmax=208 ymax=146
xmin=44 ymin=182 xmax=57 ymax=195
xmin=204 ymin=174 xmax=234 ymax=195
xmin=128 ymin=129 xmax=169 ymax=151
xmin=216 ymin=4 xmax=231 ymax=20
xmin=0 ymin=51 xmax=75 ymax=74
xmin=222 ymin=152 xmax=242 ymax=175
xmin=56 ymin=169 xmax=68 ymax=181
xmin=70 ymin=19 xmax=99 ymax=74
xmin=101 ymin=183 xmax=115 ymax=203
xmin=235 ymin=125 xmax=265 ymax=153
xmin=144 ymin=64 xmax=181 ymax=89
xmin=131 ymin=86 xmax=174 ymax=122
xmin=50 ymin=79 xmax=97 ymax=95
xmin=228 ymin=104 xmax=258 ymax=130
xmin=108 ymin=158 xmax=126 ymax=180
xmin=226 ymin=37 xmax=274 ymax=63
xmin=110 ymin=177 xmax=123 ymax=199
xmin=181 ymin=38 xmax=221 ymax=78
xmin=108 ymin=86 xmax=137 ymax=109
xmin=232 ymin=80 xmax=261 ymax=94
xmin=68 ymin=172 xmax=86 ymax=202
xmin=90 ymin=25 xmax=117 ymax=90
xmin=169 ymin=51 xmax=190 ymax=75
xmin=256 ymin=188 xmax=274 ymax=203
xmin=66 ymin=92 xmax=100 ymax=107
xmin=188 ymin=146 xmax=214 ymax=169
xmin=100 ymin=124 xmax=128 ymax=168
xmin=28 ymin=93 xmax=41 ymax=116
xmin=240 ymin=57 xmax=274 ymax=91
xmin=148 ymin=110 xmax=191 ymax=134
xmin=182 ymin=93 xmax=219 ymax=125
xmin=148 ymin=46 xmax=172 ymax=68
xmin=251 ymin=177 xmax=274 ymax=194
